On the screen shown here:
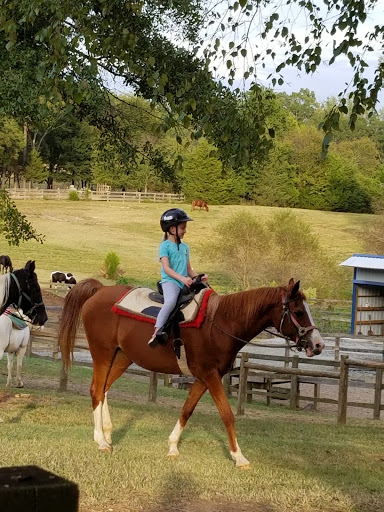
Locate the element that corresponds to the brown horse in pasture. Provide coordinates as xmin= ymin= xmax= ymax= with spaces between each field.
xmin=191 ymin=199 xmax=209 ymax=211
xmin=59 ymin=278 xmax=324 ymax=468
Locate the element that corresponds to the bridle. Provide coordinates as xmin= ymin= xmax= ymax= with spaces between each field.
xmin=10 ymin=273 xmax=44 ymax=321
xmin=279 ymin=293 xmax=317 ymax=350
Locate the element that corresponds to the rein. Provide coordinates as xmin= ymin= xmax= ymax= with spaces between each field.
xmin=192 ymin=289 xmax=317 ymax=349
xmin=10 ymin=273 xmax=44 ymax=319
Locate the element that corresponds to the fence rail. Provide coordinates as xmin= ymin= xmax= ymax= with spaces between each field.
xmin=6 ymin=188 xmax=185 ymax=203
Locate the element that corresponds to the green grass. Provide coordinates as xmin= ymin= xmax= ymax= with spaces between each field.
xmin=0 ymin=200 xmax=376 ymax=295
xmin=1 ymin=358 xmax=383 ymax=512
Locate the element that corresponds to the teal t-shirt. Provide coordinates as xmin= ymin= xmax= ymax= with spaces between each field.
xmin=159 ymin=239 xmax=190 ymax=288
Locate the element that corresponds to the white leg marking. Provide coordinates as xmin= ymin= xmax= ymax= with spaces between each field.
xmin=168 ymin=419 xmax=183 ymax=458
xmin=15 ymin=346 xmax=27 ymax=388
xmin=6 ymin=353 xmax=14 ymax=387
xmin=102 ymin=392 xmax=113 ymax=445
xmin=230 ymin=439 xmax=250 ymax=468
xmin=93 ymin=401 xmax=112 ymax=451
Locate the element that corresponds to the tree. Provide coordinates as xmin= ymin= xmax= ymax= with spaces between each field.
xmin=2 ymin=1 xmax=384 ymax=171
xmin=278 ymin=89 xmax=320 ymax=123
xmin=0 ymin=190 xmax=44 ymax=245
xmin=24 ymin=148 xmax=48 ymax=184
xmin=0 ymin=117 xmax=24 ymax=187
xmin=182 ymin=139 xmax=247 ymax=203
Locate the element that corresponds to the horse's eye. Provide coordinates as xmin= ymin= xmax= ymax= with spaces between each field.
xmin=294 ymin=310 xmax=305 ymax=317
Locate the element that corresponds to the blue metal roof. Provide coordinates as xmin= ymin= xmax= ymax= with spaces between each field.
xmin=340 ymin=254 xmax=384 ymax=270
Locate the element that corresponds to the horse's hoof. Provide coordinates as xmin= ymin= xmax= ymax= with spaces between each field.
xmin=99 ymin=445 xmax=113 ymax=453
xmin=16 ymin=383 xmax=24 ymax=389
xmin=168 ymin=453 xmax=179 ymax=459
xmin=236 ymin=463 xmax=251 ymax=470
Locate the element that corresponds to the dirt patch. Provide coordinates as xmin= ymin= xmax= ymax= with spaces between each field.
xmin=42 ymin=289 xmax=65 ymax=307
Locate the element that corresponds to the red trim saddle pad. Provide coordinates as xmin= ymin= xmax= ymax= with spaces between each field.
xmin=112 ymin=287 xmax=215 ymax=328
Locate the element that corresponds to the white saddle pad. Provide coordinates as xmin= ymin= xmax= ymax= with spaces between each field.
xmin=114 ymin=287 xmax=212 ymax=325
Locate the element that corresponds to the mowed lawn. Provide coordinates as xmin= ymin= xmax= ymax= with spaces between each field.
xmin=0 ymin=358 xmax=384 ymax=512
xmin=0 ymin=200 xmax=376 ymax=292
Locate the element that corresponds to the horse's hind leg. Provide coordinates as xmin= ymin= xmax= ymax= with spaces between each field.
xmin=102 ymin=349 xmax=132 ymax=445
xmin=168 ymin=379 xmax=207 ymax=458
xmin=91 ymin=348 xmax=132 ymax=450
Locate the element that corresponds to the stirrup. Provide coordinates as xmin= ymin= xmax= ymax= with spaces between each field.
xmin=148 ymin=333 xmax=157 ymax=346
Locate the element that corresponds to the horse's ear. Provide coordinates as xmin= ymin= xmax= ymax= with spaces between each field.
xmin=25 ymin=260 xmax=36 ymax=274
xmin=288 ymin=278 xmax=295 ymax=288
xmin=288 ymin=280 xmax=300 ymax=298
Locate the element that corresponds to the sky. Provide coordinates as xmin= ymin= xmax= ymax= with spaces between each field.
xmin=210 ymin=0 xmax=384 ymax=106
xmin=106 ymin=1 xmax=384 ymax=107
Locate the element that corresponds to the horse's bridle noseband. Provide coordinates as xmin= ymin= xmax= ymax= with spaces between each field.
xmin=10 ymin=273 xmax=44 ymax=320
xmin=280 ymin=294 xmax=317 ymax=349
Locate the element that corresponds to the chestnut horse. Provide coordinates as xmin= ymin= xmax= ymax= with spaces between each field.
xmin=59 ymin=279 xmax=324 ymax=468
xmin=191 ymin=199 xmax=209 ymax=211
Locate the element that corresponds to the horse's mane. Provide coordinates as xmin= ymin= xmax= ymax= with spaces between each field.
xmin=0 ymin=274 xmax=10 ymax=309
xmin=218 ymin=286 xmax=286 ymax=331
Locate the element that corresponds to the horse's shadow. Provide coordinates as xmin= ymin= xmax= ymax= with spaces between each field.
xmin=112 ymin=412 xmax=141 ymax=445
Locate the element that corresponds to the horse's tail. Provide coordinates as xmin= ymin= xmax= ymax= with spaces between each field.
xmin=59 ymin=278 xmax=103 ymax=370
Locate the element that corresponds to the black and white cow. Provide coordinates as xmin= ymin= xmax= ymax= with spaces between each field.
xmin=50 ymin=271 xmax=77 ymax=289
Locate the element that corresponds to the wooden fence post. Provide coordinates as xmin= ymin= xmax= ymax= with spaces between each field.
xmin=222 ymin=372 xmax=230 ymax=397
xmin=284 ymin=339 xmax=290 ymax=368
xmin=148 ymin=372 xmax=158 ymax=402
xmin=59 ymin=362 xmax=68 ymax=391
xmin=334 ymin=336 xmax=340 ymax=370
xmin=290 ymin=355 xmax=299 ymax=409
xmin=373 ymin=368 xmax=383 ymax=420
xmin=237 ymin=353 xmax=249 ymax=416
xmin=337 ymin=355 xmax=349 ymax=425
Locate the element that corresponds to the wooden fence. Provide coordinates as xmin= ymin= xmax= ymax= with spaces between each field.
xmin=6 ymin=188 xmax=185 ymax=203
xmin=234 ymin=352 xmax=384 ymax=424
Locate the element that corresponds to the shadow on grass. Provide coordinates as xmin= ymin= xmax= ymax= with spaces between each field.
xmin=145 ymin=470 xmax=276 ymax=512
xmin=112 ymin=415 xmax=138 ymax=445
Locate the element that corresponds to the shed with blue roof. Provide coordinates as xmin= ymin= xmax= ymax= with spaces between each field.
xmin=340 ymin=254 xmax=384 ymax=336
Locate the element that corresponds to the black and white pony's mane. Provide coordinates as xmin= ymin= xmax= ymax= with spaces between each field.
xmin=0 ymin=274 xmax=11 ymax=309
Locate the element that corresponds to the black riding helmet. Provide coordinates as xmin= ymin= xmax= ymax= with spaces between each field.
xmin=160 ymin=208 xmax=193 ymax=232
xmin=160 ymin=208 xmax=193 ymax=249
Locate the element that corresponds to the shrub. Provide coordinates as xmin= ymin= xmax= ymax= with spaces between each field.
xmin=68 ymin=190 xmax=80 ymax=201
xmin=103 ymin=251 xmax=120 ymax=279
xmin=116 ymin=276 xmax=129 ymax=285
xmin=83 ymin=189 xmax=91 ymax=201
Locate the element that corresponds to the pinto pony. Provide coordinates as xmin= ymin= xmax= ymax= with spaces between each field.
xmin=0 ymin=308 xmax=32 ymax=388
xmin=58 ymin=278 xmax=324 ymax=468
xmin=0 ymin=255 xmax=13 ymax=274
xmin=191 ymin=199 xmax=209 ymax=211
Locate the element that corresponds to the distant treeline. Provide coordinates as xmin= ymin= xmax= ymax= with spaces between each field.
xmin=1 ymin=89 xmax=384 ymax=213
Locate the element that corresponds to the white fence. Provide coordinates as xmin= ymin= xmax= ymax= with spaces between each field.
xmin=6 ymin=188 xmax=185 ymax=203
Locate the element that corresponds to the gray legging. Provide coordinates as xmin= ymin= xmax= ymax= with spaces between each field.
xmin=155 ymin=281 xmax=182 ymax=329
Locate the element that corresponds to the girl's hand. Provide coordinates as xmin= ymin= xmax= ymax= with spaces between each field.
xmin=182 ymin=276 xmax=193 ymax=287
xmin=201 ymin=274 xmax=209 ymax=282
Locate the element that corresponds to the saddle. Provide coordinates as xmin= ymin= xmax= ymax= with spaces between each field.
xmin=2 ymin=305 xmax=29 ymax=330
xmin=113 ymin=275 xmax=211 ymax=356
xmin=150 ymin=275 xmax=208 ymax=352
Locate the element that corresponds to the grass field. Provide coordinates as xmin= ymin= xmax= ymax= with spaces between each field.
xmin=1 ymin=358 xmax=384 ymax=512
xmin=0 ymin=200 xmax=377 ymax=295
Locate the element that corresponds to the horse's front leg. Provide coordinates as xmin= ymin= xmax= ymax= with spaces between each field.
xmin=15 ymin=346 xmax=27 ymax=388
xmin=204 ymin=371 xmax=250 ymax=469
xmin=6 ymin=353 xmax=14 ymax=387
xmin=168 ymin=379 xmax=207 ymax=458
